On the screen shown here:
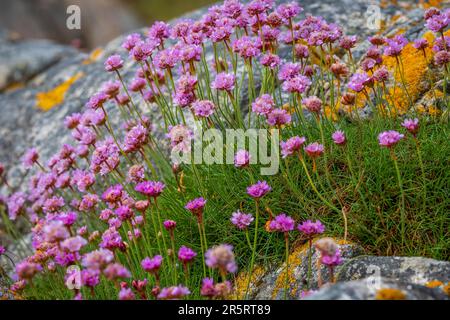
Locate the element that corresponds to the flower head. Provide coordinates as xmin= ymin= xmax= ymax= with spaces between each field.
xmin=230 ymin=211 xmax=254 ymax=230
xmin=304 ymin=142 xmax=324 ymax=158
xmin=178 ymin=246 xmax=197 ymax=264
xmin=192 ymin=100 xmax=215 ymax=118
xmin=158 ymin=285 xmax=190 ymax=300
xmin=135 ymin=181 xmax=165 ymax=198
xmin=269 ymin=213 xmax=295 ymax=232
xmin=303 ymin=96 xmax=322 ymax=113
xmin=22 ymin=148 xmax=39 ymax=169
xmin=247 ymin=181 xmax=271 ymax=199
xmin=332 ymin=130 xmax=346 ymax=145
xmin=297 ymin=220 xmax=325 ymax=236
xmin=141 ymin=255 xmax=163 ymax=273
xmin=211 ymin=72 xmax=236 ymax=91
xmin=401 ymin=118 xmax=419 ymax=136
xmin=104 ymin=54 xmax=124 ymax=72
xmin=280 ymin=136 xmax=306 ymax=158
xmin=267 ymin=108 xmax=291 ymax=126
xmin=234 ymin=150 xmax=250 ymax=168
xmin=205 ymin=244 xmax=237 ymax=274
xmin=378 ymin=130 xmax=404 ymax=148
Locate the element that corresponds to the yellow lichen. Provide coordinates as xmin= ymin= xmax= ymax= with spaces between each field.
xmin=231 ymin=265 xmax=265 ymax=300
xmin=375 ymin=288 xmax=406 ymax=300
xmin=443 ymin=283 xmax=450 ymax=296
xmin=82 ymin=48 xmax=103 ymax=65
xmin=425 ymin=280 xmax=443 ymax=288
xmin=36 ymin=72 xmax=83 ymax=111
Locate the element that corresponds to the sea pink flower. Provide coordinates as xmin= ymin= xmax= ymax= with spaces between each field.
xmin=413 ymin=38 xmax=429 ymax=50
xmin=234 ymin=150 xmax=250 ymax=168
xmin=282 ymin=75 xmax=312 ymax=93
xmin=298 ymin=220 xmax=325 ymax=236
xmin=269 ymin=213 xmax=295 ymax=232
xmin=303 ymin=96 xmax=322 ymax=113
xmin=119 ymin=287 xmax=136 ymax=300
xmin=247 ymin=180 xmax=271 ymax=199
xmin=252 ymin=94 xmax=275 ymax=116
xmin=267 ymin=108 xmax=291 ymax=126
xmin=135 ymin=181 xmax=165 ymax=198
xmin=280 ymin=136 xmax=306 ymax=158
xmin=260 ymin=53 xmax=281 ymax=69
xmin=192 ymin=100 xmax=215 ymax=118
xmin=401 ymin=118 xmax=419 ymax=137
xmin=383 ymin=35 xmax=408 ymax=57
xmin=16 ymin=261 xmax=42 ymax=280
xmin=163 ymin=220 xmax=177 ymax=231
xmin=339 ymin=35 xmax=358 ymax=50
xmin=103 ymin=263 xmax=131 ymax=280
xmin=178 ymin=246 xmax=197 ymax=264
xmin=22 ymin=148 xmax=39 ymax=169
xmin=378 ymin=130 xmax=404 ymax=148
xmin=332 ymin=130 xmax=346 ymax=145
xmin=104 ymin=54 xmax=124 ymax=72
xmin=278 ymin=62 xmax=301 ymax=81
xmin=348 ymin=72 xmax=370 ymax=92
xmin=304 ymin=142 xmax=324 ymax=158
xmin=434 ymin=50 xmax=450 ymax=66
xmin=211 ymin=72 xmax=235 ymax=91
xmin=157 ymin=285 xmax=190 ymax=300
xmin=81 ymin=249 xmax=114 ymax=270
xmin=230 ymin=210 xmax=254 ymax=230
xmin=185 ymin=197 xmax=207 ymax=220
xmin=60 ymin=236 xmax=88 ymax=252
xmin=205 ymin=244 xmax=237 ymax=274
xmin=277 ymin=2 xmax=303 ymax=20
xmin=141 ymin=255 xmax=163 ymax=273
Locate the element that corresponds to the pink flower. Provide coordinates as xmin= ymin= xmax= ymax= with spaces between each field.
xmin=378 ymin=130 xmax=404 ymax=148
xmin=230 ymin=210 xmax=254 ymax=230
xmin=157 ymin=285 xmax=190 ymax=300
xmin=103 ymin=263 xmax=131 ymax=280
xmin=16 ymin=261 xmax=42 ymax=280
xmin=282 ymin=75 xmax=312 ymax=93
xmin=60 ymin=236 xmax=88 ymax=252
xmin=247 ymin=180 xmax=271 ymax=199
xmin=141 ymin=255 xmax=163 ymax=273
xmin=260 ymin=53 xmax=281 ymax=69
xmin=211 ymin=72 xmax=236 ymax=91
xmin=252 ymin=94 xmax=275 ymax=116
xmin=205 ymin=244 xmax=237 ymax=274
xmin=119 ymin=287 xmax=135 ymax=300
xmin=192 ymin=100 xmax=215 ymax=118
xmin=104 ymin=54 xmax=124 ymax=72
xmin=81 ymin=249 xmax=114 ymax=270
xmin=234 ymin=150 xmax=250 ymax=168
xmin=185 ymin=197 xmax=207 ymax=219
xmin=280 ymin=136 xmax=306 ymax=158
xmin=163 ymin=220 xmax=177 ymax=231
xmin=277 ymin=2 xmax=303 ymax=20
xmin=401 ymin=118 xmax=419 ymax=136
xmin=348 ymin=72 xmax=370 ymax=92
xmin=269 ymin=213 xmax=295 ymax=232
xmin=303 ymin=96 xmax=322 ymax=113
xmin=22 ymin=148 xmax=39 ymax=169
xmin=304 ymin=142 xmax=324 ymax=158
xmin=298 ymin=220 xmax=325 ymax=236
xmin=178 ymin=246 xmax=197 ymax=264
xmin=135 ymin=181 xmax=165 ymax=198
xmin=332 ymin=130 xmax=346 ymax=145
xmin=267 ymin=109 xmax=291 ymax=126
xmin=413 ymin=38 xmax=429 ymax=50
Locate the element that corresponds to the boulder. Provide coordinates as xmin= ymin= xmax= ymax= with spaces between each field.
xmin=306 ymin=277 xmax=449 ymax=300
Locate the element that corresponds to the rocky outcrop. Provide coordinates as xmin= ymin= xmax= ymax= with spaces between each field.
xmin=306 ymin=278 xmax=449 ymax=300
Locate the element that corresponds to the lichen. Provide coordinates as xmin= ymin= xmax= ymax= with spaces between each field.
xmin=375 ymin=288 xmax=406 ymax=300
xmin=231 ymin=265 xmax=265 ymax=300
xmin=35 ymin=72 xmax=83 ymax=111
xmin=82 ymin=48 xmax=103 ymax=65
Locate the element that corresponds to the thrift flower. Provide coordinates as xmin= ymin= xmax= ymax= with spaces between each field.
xmin=141 ymin=255 xmax=163 ymax=273
xmin=401 ymin=118 xmax=419 ymax=137
xmin=378 ymin=130 xmax=404 ymax=148
xmin=157 ymin=285 xmax=190 ymax=300
xmin=135 ymin=181 xmax=165 ymax=198
xmin=230 ymin=210 xmax=254 ymax=230
xmin=269 ymin=213 xmax=295 ymax=232
xmin=304 ymin=142 xmax=324 ymax=158
xmin=211 ymin=72 xmax=236 ymax=91
xmin=298 ymin=220 xmax=325 ymax=236
xmin=234 ymin=150 xmax=250 ymax=168
xmin=280 ymin=136 xmax=306 ymax=158
xmin=332 ymin=130 xmax=346 ymax=145
xmin=104 ymin=54 xmax=124 ymax=72
xmin=178 ymin=246 xmax=197 ymax=264
xmin=247 ymin=181 xmax=271 ymax=199
xmin=205 ymin=244 xmax=237 ymax=274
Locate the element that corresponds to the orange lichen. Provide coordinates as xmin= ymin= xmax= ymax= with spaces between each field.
xmin=420 ymin=0 xmax=445 ymax=9
xmin=82 ymin=48 xmax=103 ymax=65
xmin=443 ymin=283 xmax=450 ymax=296
xmin=36 ymin=72 xmax=83 ymax=111
xmin=231 ymin=265 xmax=265 ymax=299
xmin=375 ymin=288 xmax=406 ymax=300
xmin=426 ymin=280 xmax=443 ymax=288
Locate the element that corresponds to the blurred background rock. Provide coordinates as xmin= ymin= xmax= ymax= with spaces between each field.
xmin=0 ymin=0 xmax=215 ymax=49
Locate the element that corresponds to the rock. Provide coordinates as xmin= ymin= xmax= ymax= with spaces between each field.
xmin=0 ymin=37 xmax=76 ymax=90
xmin=337 ymin=256 xmax=450 ymax=286
xmin=233 ymin=239 xmax=364 ymax=300
xmin=306 ymin=277 xmax=449 ymax=300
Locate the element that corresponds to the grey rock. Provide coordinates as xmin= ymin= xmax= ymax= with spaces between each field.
xmin=337 ymin=255 xmax=450 ymax=286
xmin=0 ymin=38 xmax=76 ymax=90
xmin=242 ymin=241 xmax=364 ymax=300
xmin=306 ymin=277 xmax=448 ymax=300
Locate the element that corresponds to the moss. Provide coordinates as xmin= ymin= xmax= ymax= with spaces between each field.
xmin=35 ymin=72 xmax=83 ymax=111
xmin=375 ymin=288 xmax=406 ymax=300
